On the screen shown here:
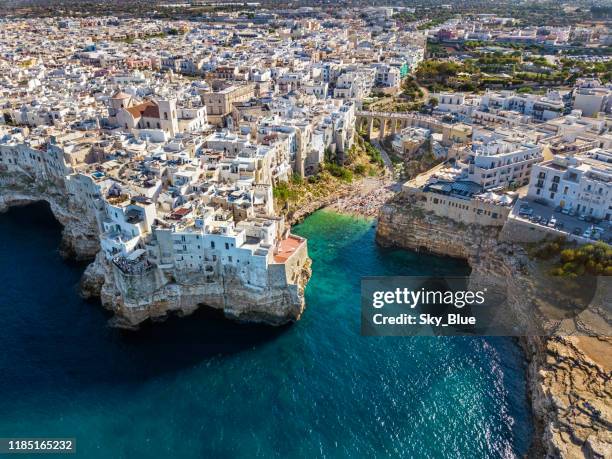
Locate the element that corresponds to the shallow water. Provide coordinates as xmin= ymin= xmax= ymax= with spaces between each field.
xmin=0 ymin=204 xmax=532 ymax=458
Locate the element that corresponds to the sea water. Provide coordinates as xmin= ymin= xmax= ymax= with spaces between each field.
xmin=0 ymin=204 xmax=532 ymax=458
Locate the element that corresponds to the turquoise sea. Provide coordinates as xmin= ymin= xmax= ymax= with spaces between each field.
xmin=0 ymin=204 xmax=532 ymax=458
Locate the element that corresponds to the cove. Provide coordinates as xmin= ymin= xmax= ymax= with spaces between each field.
xmin=0 ymin=203 xmax=532 ymax=458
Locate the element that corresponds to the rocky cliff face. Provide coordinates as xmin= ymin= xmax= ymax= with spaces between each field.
xmin=377 ymin=194 xmax=611 ymax=458
xmin=0 ymin=173 xmax=99 ymax=259
xmin=80 ymin=250 xmax=311 ymax=329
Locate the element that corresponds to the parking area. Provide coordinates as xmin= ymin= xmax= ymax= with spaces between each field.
xmin=512 ymin=199 xmax=612 ymax=244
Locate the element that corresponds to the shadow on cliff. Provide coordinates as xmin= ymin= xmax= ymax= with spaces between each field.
xmin=112 ymin=305 xmax=291 ymax=373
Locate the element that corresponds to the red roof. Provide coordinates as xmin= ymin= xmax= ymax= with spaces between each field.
xmin=127 ymin=101 xmax=160 ymax=119
xmin=274 ymin=237 xmax=303 ymax=263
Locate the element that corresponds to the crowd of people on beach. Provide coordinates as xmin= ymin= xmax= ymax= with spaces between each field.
xmin=328 ymin=180 xmax=396 ymax=218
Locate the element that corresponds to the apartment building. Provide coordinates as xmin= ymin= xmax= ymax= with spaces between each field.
xmin=467 ymin=138 xmax=542 ymax=189
xmin=479 ymin=89 xmax=565 ymax=122
xmin=527 ymin=148 xmax=612 ymax=220
xmin=572 ymin=79 xmax=612 ymax=117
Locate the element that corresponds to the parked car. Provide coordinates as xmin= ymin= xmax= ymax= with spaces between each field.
xmin=548 ymin=217 xmax=557 ymax=227
xmin=555 ymin=222 xmax=564 ymax=230
xmin=578 ymin=214 xmax=586 ymax=221
xmin=561 ymin=208 xmax=570 ymax=215
xmin=573 ymin=227 xmax=582 ymax=235
xmin=541 ymin=217 xmax=549 ymax=226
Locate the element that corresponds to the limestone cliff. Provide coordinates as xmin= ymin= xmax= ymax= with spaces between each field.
xmin=0 ymin=172 xmax=99 ymax=260
xmin=81 ymin=248 xmax=311 ymax=328
xmin=377 ymin=194 xmax=612 ymax=458
xmin=1 ymin=172 xmax=312 ymax=328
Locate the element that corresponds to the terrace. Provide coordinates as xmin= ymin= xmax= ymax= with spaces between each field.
xmin=273 ymin=235 xmax=305 ymax=263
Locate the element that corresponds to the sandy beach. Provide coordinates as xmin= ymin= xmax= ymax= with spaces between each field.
xmin=326 ymin=176 xmax=399 ymax=219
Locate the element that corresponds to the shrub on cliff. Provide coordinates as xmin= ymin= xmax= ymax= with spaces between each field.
xmin=353 ymin=164 xmax=367 ymax=176
xmin=552 ymin=242 xmax=612 ymax=277
xmin=324 ymin=162 xmax=353 ymax=182
xmin=273 ymin=182 xmax=297 ymax=203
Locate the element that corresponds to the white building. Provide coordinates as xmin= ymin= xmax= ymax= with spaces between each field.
xmin=527 ymin=149 xmax=612 ymax=220
xmin=572 ymin=79 xmax=612 ymax=117
xmin=467 ymin=138 xmax=542 ymax=189
xmin=374 ymin=64 xmax=401 ymax=89
xmin=479 ymin=89 xmax=565 ymax=122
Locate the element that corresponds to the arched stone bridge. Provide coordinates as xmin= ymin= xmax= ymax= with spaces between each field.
xmin=355 ymin=111 xmax=471 ymax=144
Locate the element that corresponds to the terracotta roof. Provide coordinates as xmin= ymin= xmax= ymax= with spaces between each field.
xmin=126 ymin=101 xmax=160 ymax=119
xmin=274 ymin=236 xmax=303 ymax=263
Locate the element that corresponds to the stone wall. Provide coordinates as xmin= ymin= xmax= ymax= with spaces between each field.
xmin=376 ymin=193 xmax=502 ymax=261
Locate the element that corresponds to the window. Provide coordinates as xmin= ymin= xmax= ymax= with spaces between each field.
xmin=550 ymin=192 xmax=555 ymax=199
xmin=225 ymin=242 xmax=229 ymax=250
xmin=211 ymin=241 xmax=215 ymax=249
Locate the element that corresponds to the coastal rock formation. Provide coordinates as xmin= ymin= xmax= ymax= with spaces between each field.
xmin=0 ymin=173 xmax=99 ymax=260
xmin=1 ymin=172 xmax=312 ymax=329
xmin=377 ymin=194 xmax=612 ymax=458
xmin=84 ymin=247 xmax=312 ymax=328
xmin=80 ymin=251 xmax=107 ymax=299
xmin=524 ymin=335 xmax=612 ymax=459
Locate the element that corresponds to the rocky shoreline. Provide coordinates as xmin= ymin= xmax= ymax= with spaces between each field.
xmin=377 ymin=194 xmax=611 ymax=458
